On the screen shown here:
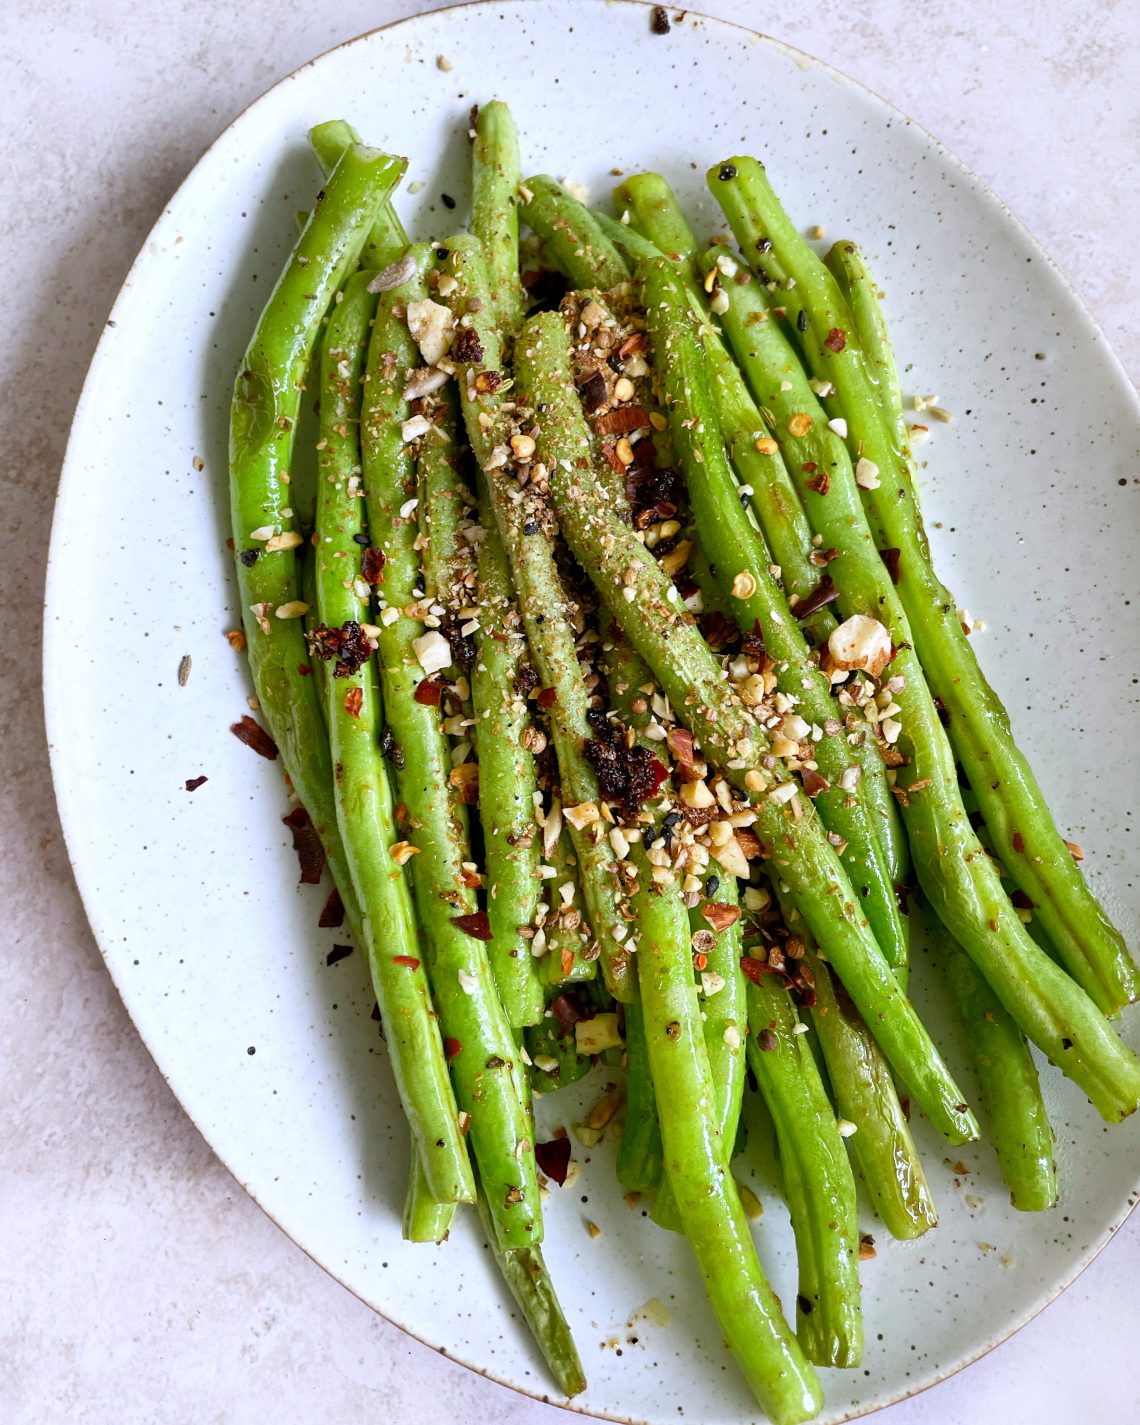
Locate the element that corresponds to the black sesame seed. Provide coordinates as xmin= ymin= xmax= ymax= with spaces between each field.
xmin=718 ymin=163 xmax=738 ymax=181
xmin=353 ymin=531 xmax=371 ymax=545
xmin=441 ymin=193 xmax=456 ymax=210
xmin=239 ymin=548 xmax=260 ymax=567
xmin=797 ymin=309 xmax=808 ymax=333
xmin=435 ymin=247 xmax=449 ymax=260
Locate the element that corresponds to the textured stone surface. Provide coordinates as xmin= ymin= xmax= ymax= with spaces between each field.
xmin=3 ymin=2 xmax=1137 ymax=1423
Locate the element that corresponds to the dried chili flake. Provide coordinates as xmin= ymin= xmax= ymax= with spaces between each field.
xmin=578 ymin=370 xmax=608 ymax=413
xmin=805 ymin=469 xmax=831 ymax=496
xmin=740 ymin=621 xmax=767 ymax=660
xmin=343 ymin=686 xmax=363 ymax=718
xmin=700 ymin=610 xmax=741 ymax=652
xmin=536 ymin=686 xmax=558 ymax=709
xmin=307 ymin=621 xmax=373 ymax=677
xmin=451 ymin=910 xmax=493 ymax=940
xmin=326 ymin=944 xmax=353 ymax=966
xmin=413 ymin=676 xmax=444 ymax=706
xmin=549 ymin=990 xmax=587 ymax=1038
xmin=282 ymin=806 xmax=326 ymax=885
xmin=473 ymin=369 xmax=502 ymax=394
xmin=583 ymin=708 xmax=668 ymax=811
xmin=740 ymin=955 xmax=776 ymax=985
xmin=1012 ymin=831 xmax=1026 ymax=853
xmin=184 ymin=775 xmax=208 ymax=792
xmin=794 ymin=574 xmax=839 ymax=620
xmin=824 ymin=327 xmax=847 ymax=353
xmin=393 ymin=954 xmax=421 ymax=969
xmin=880 ymin=547 xmax=901 ymax=584
xmin=444 ymin=1036 xmax=462 ymax=1062
xmin=1010 ymin=889 xmax=1036 ymax=911
xmin=535 ymin=1137 xmax=572 ymax=1185
xmin=361 ymin=546 xmax=386 ymax=585
xmin=230 ymin=714 xmax=278 ymax=760
xmin=319 ymin=887 xmax=345 ymax=928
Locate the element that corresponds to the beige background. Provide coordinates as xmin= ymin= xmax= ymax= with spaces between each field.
xmin=4 ymin=1 xmax=1138 ymax=1421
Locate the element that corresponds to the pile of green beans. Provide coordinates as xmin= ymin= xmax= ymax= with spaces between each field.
xmin=227 ymin=105 xmax=1136 ymax=1422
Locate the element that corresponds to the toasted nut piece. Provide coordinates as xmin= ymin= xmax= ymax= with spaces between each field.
xmin=658 ymin=539 xmax=693 ymax=577
xmin=828 ymin=614 xmax=893 ymax=678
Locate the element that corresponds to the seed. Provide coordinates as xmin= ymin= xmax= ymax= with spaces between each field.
xmin=650 ymin=410 xmax=668 ymax=431
xmin=787 ymin=412 xmax=813 ymax=437
xmin=731 ymin=570 xmax=757 ymax=599
xmin=615 ymin=437 xmax=635 ymax=466
xmin=754 ymin=436 xmax=779 ymax=455
xmin=613 ymin=376 xmax=635 ymax=402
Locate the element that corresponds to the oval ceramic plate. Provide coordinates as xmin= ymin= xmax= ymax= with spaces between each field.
xmin=44 ymin=2 xmax=1140 ymax=1421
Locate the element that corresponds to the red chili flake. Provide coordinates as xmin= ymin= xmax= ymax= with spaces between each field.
xmin=700 ymin=901 xmax=742 ymax=933
xmin=326 ymin=944 xmax=353 ymax=966
xmin=319 ymin=887 xmax=345 ymax=928
xmin=1012 ymin=831 xmax=1026 ymax=853
xmin=535 ymin=1137 xmax=572 ymax=1186
xmin=618 ymin=332 xmax=647 ymax=359
xmin=900 ymin=1096 xmax=911 ymax=1122
xmin=361 ymin=546 xmax=386 ymax=585
xmin=800 ymin=768 xmax=830 ymax=798
xmin=297 ymin=664 xmax=312 ymax=677
xmin=536 ymin=686 xmax=558 ymax=709
xmin=282 ymin=806 xmax=326 ymax=885
xmin=693 ymin=951 xmax=708 ymax=971
xmin=184 ymin=775 xmax=208 ymax=792
xmin=414 ymin=676 xmax=444 ymax=706
xmin=393 ymin=954 xmax=421 ymax=969
xmin=473 ymin=369 xmax=502 ymax=394
xmin=794 ymin=574 xmax=839 ymax=620
xmin=549 ymin=990 xmax=587 ymax=1037
xmin=230 ymin=714 xmax=278 ymax=760
xmin=1010 ymin=889 xmax=1036 ymax=911
xmin=805 ymin=469 xmax=831 ymax=496
xmin=824 ymin=327 xmax=847 ymax=353
xmin=444 ymin=1037 xmax=462 ymax=1062
xmin=561 ymin=946 xmax=575 ymax=979
xmin=880 ymin=547 xmax=901 ymax=584
xmin=601 ymin=441 xmax=626 ymax=474
xmin=307 ymin=621 xmax=373 ymax=677
xmin=896 ymin=883 xmax=912 ymax=915
xmin=343 ymin=686 xmax=363 ymax=718
xmin=451 ymin=911 xmax=493 ymax=940
xmin=583 ymin=708 xmax=667 ymax=811
xmin=595 ymin=406 xmax=650 ymax=436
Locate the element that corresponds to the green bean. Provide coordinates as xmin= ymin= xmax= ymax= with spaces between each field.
xmin=312 ymin=269 xmax=472 ymax=1206
xmin=525 ymin=1009 xmax=592 ymax=1095
xmin=699 ymin=224 xmax=1140 ymax=1121
xmin=920 ymin=901 xmax=1058 ymax=1211
xmin=632 ymin=843 xmax=823 ymax=1423
xmin=229 ymin=143 xmax=403 ymax=890
xmin=710 ymin=156 xmax=1138 ymax=1019
xmin=402 ymin=1154 xmax=457 ymax=1243
xmin=519 ymin=174 xmax=629 ymax=290
xmin=641 ymin=256 xmax=907 ymax=975
xmin=617 ymin=998 xmax=664 ymax=1192
xmin=308 ymin=119 xmax=409 ymax=265
xmin=442 ymin=233 xmax=635 ymax=1003
xmin=613 ymin=172 xmax=700 ymax=282
xmin=470 ymin=487 xmax=546 ymax=1029
xmin=363 ymin=255 xmax=540 ymax=1248
xmin=473 ymin=1170 xmax=587 ymax=1397
xmin=777 ymin=890 xmax=937 ymax=1240
xmin=745 ymin=972 xmax=863 ymax=1369
xmin=472 ymin=101 xmax=526 ymax=331
xmin=513 ymin=310 xmax=976 ymax=1144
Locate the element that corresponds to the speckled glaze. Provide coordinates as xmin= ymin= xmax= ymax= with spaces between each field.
xmin=43 ymin=3 xmax=1140 ymax=1422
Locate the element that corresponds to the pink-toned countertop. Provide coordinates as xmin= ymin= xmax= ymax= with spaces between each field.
xmin=5 ymin=2 xmax=1137 ymax=1421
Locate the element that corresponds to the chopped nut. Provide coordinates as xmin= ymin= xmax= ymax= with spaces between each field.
xmin=658 ymin=539 xmax=693 ymax=577
xmin=265 ymin=530 xmax=303 ymax=552
xmin=828 ymin=614 xmax=893 ymax=678
xmin=564 ymin=801 xmax=601 ymax=831
xmin=511 ymin=432 xmax=536 ymax=461
xmin=274 ymin=600 xmax=308 ymax=619
xmin=412 ymin=629 xmax=453 ymax=675
xmin=575 ymin=1011 xmax=622 ymax=1055
xmin=613 ymin=376 xmax=635 ymax=402
xmin=854 ymin=457 xmax=881 ymax=489
xmin=390 ymin=841 xmax=421 ymax=866
xmin=406 ymin=298 xmax=455 ymax=365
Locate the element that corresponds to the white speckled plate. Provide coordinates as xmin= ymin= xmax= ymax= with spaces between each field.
xmin=44 ymin=2 xmax=1140 ymax=1421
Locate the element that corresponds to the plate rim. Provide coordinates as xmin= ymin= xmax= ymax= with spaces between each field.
xmin=42 ymin=2 xmax=1140 ymax=1421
